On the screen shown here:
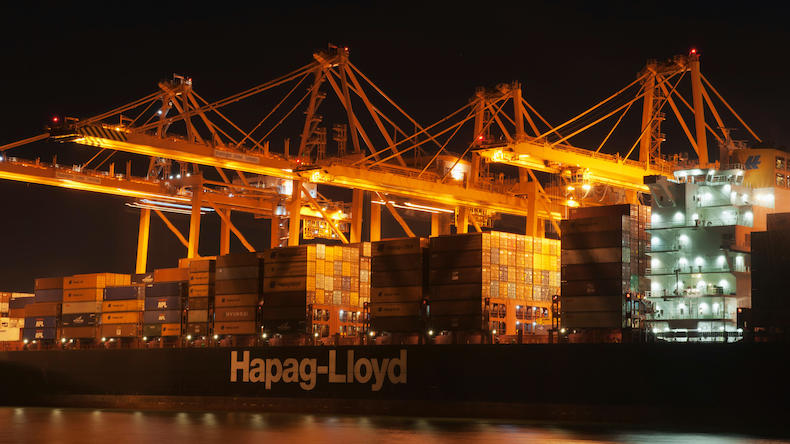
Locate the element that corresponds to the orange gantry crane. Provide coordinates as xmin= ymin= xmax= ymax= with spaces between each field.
xmin=0 ymin=47 xmax=759 ymax=272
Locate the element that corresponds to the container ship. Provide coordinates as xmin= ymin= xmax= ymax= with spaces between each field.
xmin=2 ymin=207 xmax=790 ymax=430
xmin=2 ymin=49 xmax=790 ymax=431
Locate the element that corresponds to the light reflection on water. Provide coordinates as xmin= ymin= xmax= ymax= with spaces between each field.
xmin=0 ymin=407 xmax=783 ymax=444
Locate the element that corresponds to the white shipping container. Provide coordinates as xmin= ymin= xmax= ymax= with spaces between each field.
xmin=62 ymin=301 xmax=103 ymax=314
xmin=0 ymin=327 xmax=21 ymax=341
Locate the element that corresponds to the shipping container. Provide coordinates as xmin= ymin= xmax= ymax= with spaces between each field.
xmin=187 ymin=258 xmax=216 ymax=273
xmin=142 ymin=310 xmax=181 ymax=324
xmin=146 ymin=282 xmax=186 ymax=298
xmin=217 ymin=266 xmax=261 ymax=281
xmin=61 ymin=326 xmax=97 ymax=339
xmin=100 ymin=323 xmax=140 ymax=338
xmin=187 ymin=297 xmax=210 ymax=310
xmin=370 ymin=287 xmax=424 ymax=303
xmin=23 ymin=302 xmax=60 ymax=317
xmin=262 ymin=276 xmax=307 ymax=293
xmin=102 ymin=300 xmax=143 ymax=312
xmin=64 ymin=273 xmax=129 ymax=290
xmin=21 ymin=327 xmax=57 ymax=341
xmin=369 ymin=303 xmax=422 ymax=318
xmin=63 ymin=288 xmax=104 ymax=302
xmin=215 ymin=293 xmax=259 ymax=307
xmin=184 ymin=323 xmax=210 ymax=336
xmin=144 ymin=296 xmax=182 ymax=311
xmin=142 ymin=323 xmax=181 ymax=337
xmin=214 ymin=307 xmax=256 ymax=322
xmin=131 ymin=272 xmax=154 ymax=285
xmin=0 ymin=327 xmax=21 ymax=342
xmin=101 ymin=312 xmax=142 ymax=324
xmin=188 ymin=285 xmax=213 ymax=298
xmin=213 ymin=321 xmax=257 ymax=335
xmin=430 ymin=299 xmax=483 ymax=317
xmin=33 ymin=289 xmax=63 ymax=303
xmin=561 ymin=311 xmax=624 ymax=328
xmin=263 ymin=306 xmax=307 ymax=320
xmin=8 ymin=297 xmax=34 ymax=310
xmin=217 ymin=252 xmax=261 ymax=268
xmin=561 ymin=296 xmax=624 ymax=312
xmin=61 ymin=301 xmax=102 ymax=314
xmin=153 ymin=268 xmax=189 ymax=283
xmin=24 ymin=316 xmax=58 ymax=329
xmin=34 ymin=277 xmax=64 ymax=291
xmin=216 ymin=279 xmax=260 ymax=295
xmin=61 ymin=313 xmax=97 ymax=327
xmin=187 ymin=310 xmax=209 ymax=323
xmin=104 ymin=286 xmax=143 ymax=301
xmin=430 ymin=314 xmax=484 ymax=331
xmin=263 ymin=291 xmax=307 ymax=307
xmin=371 ymin=238 xmax=429 ymax=256
xmin=189 ymin=272 xmax=214 ymax=286
xmin=561 ymin=280 xmax=630 ymax=297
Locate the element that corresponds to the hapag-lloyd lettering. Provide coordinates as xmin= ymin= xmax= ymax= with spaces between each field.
xmin=230 ymin=349 xmax=407 ymax=391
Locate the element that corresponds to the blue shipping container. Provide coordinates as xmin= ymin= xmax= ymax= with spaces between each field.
xmin=33 ymin=289 xmax=63 ymax=303
xmin=9 ymin=298 xmax=34 ymax=309
xmin=144 ymin=296 xmax=182 ymax=311
xmin=21 ymin=328 xmax=57 ymax=341
xmin=146 ymin=282 xmax=184 ymax=298
xmin=104 ymin=286 xmax=143 ymax=301
xmin=143 ymin=310 xmax=181 ymax=324
xmin=61 ymin=312 xmax=98 ymax=327
xmin=23 ymin=316 xmax=58 ymax=329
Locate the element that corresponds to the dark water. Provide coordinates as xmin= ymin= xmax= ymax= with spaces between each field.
xmin=0 ymin=408 xmax=783 ymax=443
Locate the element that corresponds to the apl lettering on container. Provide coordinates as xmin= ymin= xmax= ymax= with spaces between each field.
xmin=229 ymin=349 xmax=406 ymax=392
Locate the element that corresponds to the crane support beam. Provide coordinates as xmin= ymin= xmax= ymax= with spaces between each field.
xmin=188 ymin=187 xmax=202 ymax=258
xmin=220 ymin=210 xmax=231 ymax=255
xmin=288 ymin=181 xmax=302 ymax=246
xmin=350 ymin=189 xmax=364 ymax=243
xmin=304 ymin=164 xmax=562 ymax=219
xmin=270 ymin=217 xmax=281 ymax=249
xmin=136 ymin=208 xmax=150 ymax=274
xmin=456 ymin=207 xmax=469 ymax=234
xmin=377 ymin=193 xmax=416 ymax=238
xmin=475 ymin=139 xmax=676 ymax=192
xmin=689 ymin=54 xmax=709 ymax=167
xmin=370 ymin=200 xmax=381 ymax=242
xmin=209 ymin=204 xmax=255 ymax=252
xmin=301 ymin=183 xmax=349 ymax=244
xmin=58 ymin=128 xmax=561 ymax=218
xmin=154 ymin=209 xmax=189 ymax=248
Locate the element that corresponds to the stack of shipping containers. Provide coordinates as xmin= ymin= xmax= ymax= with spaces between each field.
xmin=369 ymin=238 xmax=429 ymax=333
xmin=560 ymin=204 xmax=650 ymax=331
xmin=61 ymin=273 xmax=131 ymax=342
xmin=429 ymin=232 xmax=559 ymax=335
xmin=23 ymin=277 xmax=64 ymax=343
xmin=262 ymin=244 xmax=365 ymax=339
xmin=0 ymin=292 xmax=32 ymax=342
xmin=215 ymin=253 xmax=261 ymax=337
xmin=143 ymin=268 xmax=188 ymax=339
xmin=186 ymin=259 xmax=215 ymax=338
xmin=101 ymin=284 xmax=144 ymax=340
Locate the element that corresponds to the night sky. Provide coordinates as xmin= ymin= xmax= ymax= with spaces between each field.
xmin=1 ymin=2 xmax=787 ymax=291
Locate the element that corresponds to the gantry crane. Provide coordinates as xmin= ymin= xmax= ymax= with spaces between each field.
xmin=0 ymin=47 xmax=761 ymax=273
xmin=472 ymin=50 xmax=760 ymax=207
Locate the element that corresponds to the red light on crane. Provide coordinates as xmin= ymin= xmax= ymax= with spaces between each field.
xmin=52 ymin=116 xmax=59 ymax=123
xmin=478 ymin=135 xmax=484 ymax=140
xmin=690 ymin=48 xmax=697 ymax=55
